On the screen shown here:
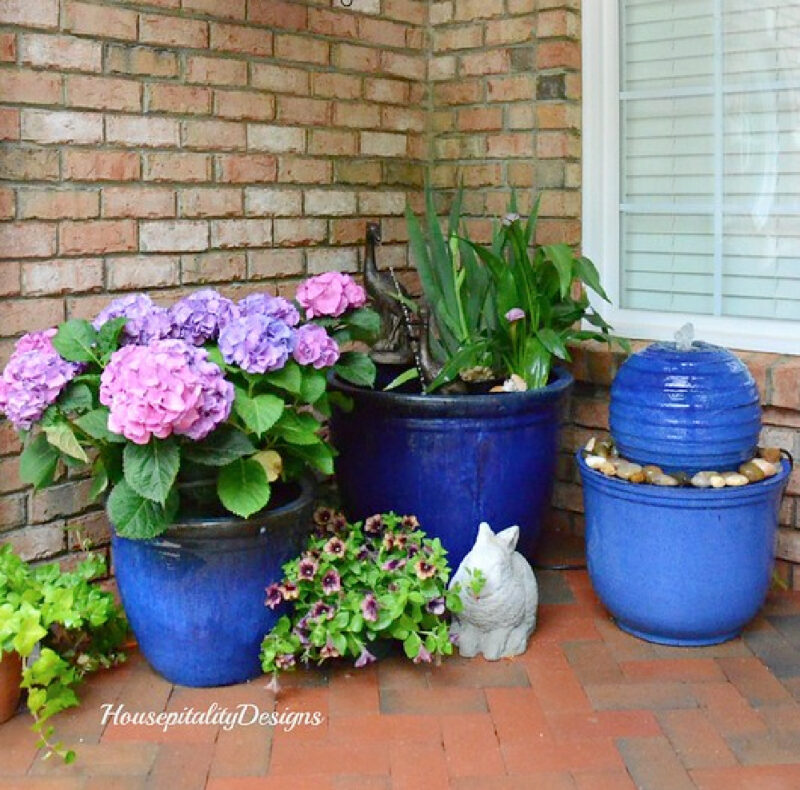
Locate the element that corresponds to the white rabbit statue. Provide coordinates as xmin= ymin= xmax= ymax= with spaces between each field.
xmin=449 ymin=522 xmax=538 ymax=660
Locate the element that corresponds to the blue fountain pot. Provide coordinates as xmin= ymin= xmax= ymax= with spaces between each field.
xmin=610 ymin=341 xmax=761 ymax=475
xmin=578 ymin=452 xmax=790 ymax=646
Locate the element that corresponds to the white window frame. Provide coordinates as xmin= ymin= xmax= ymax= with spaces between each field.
xmin=581 ymin=0 xmax=800 ymax=354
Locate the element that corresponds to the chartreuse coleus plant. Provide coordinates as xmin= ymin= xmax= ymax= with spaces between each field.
xmin=0 ymin=544 xmax=127 ymax=762
xmin=0 ymin=277 xmax=379 ymax=539
xmin=406 ymin=185 xmax=628 ymax=391
xmin=260 ymin=510 xmax=462 ymax=687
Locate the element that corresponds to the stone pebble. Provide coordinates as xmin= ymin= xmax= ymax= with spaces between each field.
xmin=583 ymin=438 xmax=782 ymax=488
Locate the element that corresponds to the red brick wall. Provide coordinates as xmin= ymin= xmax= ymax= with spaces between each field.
xmin=0 ymin=0 xmax=428 ymax=563
xmin=428 ymin=0 xmax=580 ymax=242
xmin=552 ymin=342 xmax=800 ymax=591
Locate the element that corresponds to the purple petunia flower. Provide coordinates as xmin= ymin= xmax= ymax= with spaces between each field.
xmin=280 ymin=581 xmax=299 ymax=600
xmin=321 ymin=569 xmax=341 ymax=595
xmin=218 ymin=313 xmax=294 ymax=374
xmin=237 ymin=292 xmax=300 ymax=327
xmin=414 ymin=560 xmax=437 ymax=580
xmin=413 ymin=645 xmax=433 ymax=665
xmin=0 ymin=330 xmax=82 ymax=431
xmin=354 ymin=648 xmax=376 ymax=668
xmin=292 ymin=324 xmax=340 ymax=369
xmin=364 ymin=514 xmax=384 ymax=535
xmin=361 ymin=593 xmax=379 ymax=622
xmin=323 ymin=536 xmax=346 ymax=557
xmin=401 ymin=515 xmax=420 ymax=530
xmin=93 ymin=293 xmax=171 ymax=345
xmin=309 ymin=601 xmax=335 ymax=620
xmin=426 ymin=597 xmax=446 ymax=616
xmin=168 ymin=289 xmax=238 ymax=345
xmin=355 ymin=545 xmax=373 ymax=562
xmin=319 ymin=639 xmax=340 ymax=659
xmin=298 ymin=556 xmax=318 ymax=580
xmin=99 ymin=339 xmax=233 ymax=444
xmin=265 ymin=583 xmax=283 ymax=610
xmin=406 ymin=543 xmax=421 ymax=558
xmin=382 ymin=558 xmax=406 ymax=572
xmin=275 ymin=653 xmax=296 ymax=670
xmin=313 ymin=506 xmax=335 ymax=527
xmin=505 ymin=307 xmax=526 ymax=324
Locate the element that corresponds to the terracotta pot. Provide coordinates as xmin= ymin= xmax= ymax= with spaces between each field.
xmin=0 ymin=651 xmax=22 ymax=724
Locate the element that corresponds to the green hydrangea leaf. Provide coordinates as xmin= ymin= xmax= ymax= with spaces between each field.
xmin=74 ymin=408 xmax=125 ymax=443
xmin=233 ymin=389 xmax=284 ymax=438
xmin=43 ymin=423 xmax=88 ymax=463
xmin=181 ymin=425 xmax=255 ymax=467
xmin=19 ymin=434 xmax=60 ymax=490
xmin=52 ymin=320 xmax=99 ymax=364
xmin=333 ymin=352 xmax=376 ymax=387
xmin=217 ymin=458 xmax=271 ymax=519
xmin=107 ymin=479 xmax=178 ymax=539
xmin=123 ymin=439 xmax=180 ymax=506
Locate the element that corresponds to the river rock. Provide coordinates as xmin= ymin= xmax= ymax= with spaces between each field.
xmin=652 ymin=473 xmax=679 ymax=486
xmin=615 ymin=462 xmax=643 ymax=480
xmin=691 ymin=472 xmax=713 ymax=488
xmin=585 ymin=455 xmax=606 ymax=470
xmin=643 ymin=465 xmax=663 ymax=483
xmin=723 ymin=472 xmax=749 ymax=486
xmin=709 ymin=474 xmax=726 ymax=488
xmin=739 ymin=461 xmax=765 ymax=482
xmin=751 ymin=457 xmax=778 ymax=477
xmin=759 ymin=447 xmax=781 ymax=463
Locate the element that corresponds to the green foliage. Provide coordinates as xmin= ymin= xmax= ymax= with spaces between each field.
xmin=464 ymin=567 xmax=487 ymax=599
xmin=260 ymin=511 xmax=463 ymax=683
xmin=217 ymin=458 xmax=271 ymax=519
xmin=406 ymin=186 xmax=627 ymax=391
xmin=0 ymin=545 xmax=127 ymax=762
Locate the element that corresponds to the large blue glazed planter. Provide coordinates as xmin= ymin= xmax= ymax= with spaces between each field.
xmin=111 ymin=478 xmax=314 ymax=687
xmin=578 ymin=452 xmax=790 ymax=646
xmin=610 ymin=341 xmax=761 ymax=475
xmin=329 ymin=367 xmax=573 ymax=569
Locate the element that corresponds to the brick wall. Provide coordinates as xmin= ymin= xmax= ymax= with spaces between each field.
xmin=0 ymin=0 xmax=429 ymax=564
xmin=428 ymin=0 xmax=580 ymax=241
xmin=551 ymin=342 xmax=800 ymax=591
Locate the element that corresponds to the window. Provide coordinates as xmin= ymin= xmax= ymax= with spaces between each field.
xmin=582 ymin=0 xmax=800 ymax=353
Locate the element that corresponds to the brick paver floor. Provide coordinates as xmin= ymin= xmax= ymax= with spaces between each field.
xmin=2 ymin=569 xmax=799 ymax=789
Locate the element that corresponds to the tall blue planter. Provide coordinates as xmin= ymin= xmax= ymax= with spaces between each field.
xmin=329 ymin=367 xmax=573 ymax=569
xmin=610 ymin=341 xmax=761 ymax=475
xmin=111 ymin=478 xmax=314 ymax=687
xmin=578 ymin=453 xmax=790 ymax=646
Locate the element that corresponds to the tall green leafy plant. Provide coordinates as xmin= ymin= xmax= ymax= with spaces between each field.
xmin=406 ymin=187 xmax=627 ymax=391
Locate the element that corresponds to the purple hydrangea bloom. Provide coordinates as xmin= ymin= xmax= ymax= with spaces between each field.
xmin=292 ymin=324 xmax=340 ymax=370
xmin=217 ymin=314 xmax=294 ymax=374
xmin=99 ymin=339 xmax=232 ymax=444
xmin=0 ymin=330 xmax=81 ymax=431
xmin=237 ymin=293 xmax=300 ymax=327
xmin=93 ymin=293 xmax=171 ymax=345
xmin=168 ymin=289 xmax=238 ymax=346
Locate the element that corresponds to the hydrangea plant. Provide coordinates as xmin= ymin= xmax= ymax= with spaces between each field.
xmin=260 ymin=509 xmax=463 ymax=687
xmin=0 ymin=545 xmax=128 ymax=762
xmin=0 ymin=275 xmax=379 ymax=539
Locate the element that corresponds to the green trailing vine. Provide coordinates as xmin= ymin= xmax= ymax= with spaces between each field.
xmin=0 ymin=545 xmax=128 ymax=762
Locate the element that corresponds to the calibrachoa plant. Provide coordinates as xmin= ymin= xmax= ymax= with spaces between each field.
xmin=0 ymin=274 xmax=379 ymax=538
xmin=260 ymin=510 xmax=463 ymax=687
xmin=0 ymin=545 xmax=128 ymax=763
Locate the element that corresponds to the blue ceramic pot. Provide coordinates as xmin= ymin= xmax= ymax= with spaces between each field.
xmin=578 ymin=452 xmax=790 ymax=646
xmin=111 ymin=478 xmax=314 ymax=687
xmin=610 ymin=341 xmax=761 ymax=475
xmin=329 ymin=367 xmax=573 ymax=569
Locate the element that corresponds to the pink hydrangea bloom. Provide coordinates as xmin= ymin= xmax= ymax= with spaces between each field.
xmin=99 ymin=339 xmax=233 ymax=444
xmin=0 ymin=331 xmax=81 ymax=431
xmin=295 ymin=272 xmax=367 ymax=319
xmin=292 ymin=324 xmax=340 ymax=369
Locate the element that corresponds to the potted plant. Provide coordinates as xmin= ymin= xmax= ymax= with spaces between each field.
xmin=0 ymin=545 xmax=127 ymax=762
xmin=331 ymin=190 xmax=626 ymax=568
xmin=0 ymin=276 xmax=379 ymax=687
xmin=260 ymin=508 xmax=462 ymax=687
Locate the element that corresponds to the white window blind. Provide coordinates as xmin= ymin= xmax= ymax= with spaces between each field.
xmin=619 ymin=0 xmax=800 ymax=322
